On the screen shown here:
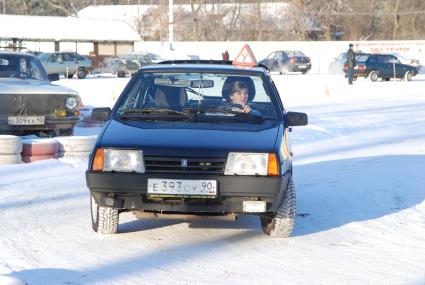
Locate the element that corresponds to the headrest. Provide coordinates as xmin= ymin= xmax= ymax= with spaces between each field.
xmin=154 ymin=86 xmax=187 ymax=109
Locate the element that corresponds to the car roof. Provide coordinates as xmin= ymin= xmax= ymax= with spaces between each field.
xmin=0 ymin=51 xmax=36 ymax=58
xmin=140 ymin=61 xmax=268 ymax=75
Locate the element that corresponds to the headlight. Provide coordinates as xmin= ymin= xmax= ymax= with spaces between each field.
xmin=100 ymin=149 xmax=145 ymax=173
xmin=225 ymin=153 xmax=277 ymax=176
xmin=66 ymin=97 xmax=78 ymax=110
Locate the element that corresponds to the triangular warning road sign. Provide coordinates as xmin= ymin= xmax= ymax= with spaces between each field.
xmin=232 ymin=44 xmax=258 ymax=67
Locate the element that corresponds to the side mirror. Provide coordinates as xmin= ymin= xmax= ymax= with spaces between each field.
xmin=48 ymin=73 xmax=59 ymax=81
xmin=92 ymin=107 xmax=111 ymax=122
xmin=286 ymin=111 xmax=308 ymax=126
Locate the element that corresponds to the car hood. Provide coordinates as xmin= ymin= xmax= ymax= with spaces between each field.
xmin=99 ymin=119 xmax=281 ymax=157
xmin=0 ymin=79 xmax=78 ymax=95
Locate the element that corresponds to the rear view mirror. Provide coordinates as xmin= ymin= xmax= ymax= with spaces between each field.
xmin=190 ymin=79 xmax=214 ymax=88
xmin=92 ymin=107 xmax=111 ymax=122
xmin=286 ymin=111 xmax=308 ymax=126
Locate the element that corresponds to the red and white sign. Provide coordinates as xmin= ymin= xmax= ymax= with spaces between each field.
xmin=232 ymin=44 xmax=258 ymax=67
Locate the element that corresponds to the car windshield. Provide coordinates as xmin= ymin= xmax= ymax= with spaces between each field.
xmin=114 ymin=71 xmax=278 ymax=122
xmin=0 ymin=54 xmax=48 ymax=80
xmin=356 ymin=55 xmax=370 ymax=62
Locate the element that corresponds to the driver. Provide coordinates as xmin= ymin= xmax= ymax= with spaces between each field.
xmin=222 ymin=76 xmax=261 ymax=116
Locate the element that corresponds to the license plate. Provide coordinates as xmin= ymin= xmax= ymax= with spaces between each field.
xmin=8 ymin=116 xmax=45 ymax=125
xmin=298 ymin=65 xmax=307 ymax=68
xmin=148 ymin=179 xmax=217 ymax=196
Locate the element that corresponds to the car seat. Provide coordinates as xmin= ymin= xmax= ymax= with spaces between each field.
xmin=221 ymin=76 xmax=256 ymax=103
xmin=154 ymin=86 xmax=188 ymax=110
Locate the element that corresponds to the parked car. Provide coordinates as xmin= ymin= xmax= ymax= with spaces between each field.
xmin=111 ymin=51 xmax=163 ymax=77
xmin=0 ymin=51 xmax=81 ymax=136
xmin=343 ymin=53 xmax=419 ymax=81
xmin=259 ymin=50 xmax=311 ymax=74
xmin=86 ymin=59 xmax=308 ymax=237
xmin=38 ymin=52 xmax=92 ymax=79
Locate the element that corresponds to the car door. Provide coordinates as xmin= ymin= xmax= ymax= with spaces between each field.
xmin=277 ymin=52 xmax=288 ymax=69
xmin=62 ymin=53 xmax=77 ymax=74
xmin=378 ymin=55 xmax=391 ymax=78
xmin=262 ymin=52 xmax=277 ymax=70
xmin=388 ymin=55 xmax=404 ymax=78
xmin=43 ymin=53 xmax=62 ymax=74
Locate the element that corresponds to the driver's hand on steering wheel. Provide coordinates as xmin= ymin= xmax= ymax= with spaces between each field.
xmin=242 ymin=105 xmax=252 ymax=113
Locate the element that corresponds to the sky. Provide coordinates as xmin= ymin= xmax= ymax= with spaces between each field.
xmin=0 ymin=70 xmax=424 ymax=285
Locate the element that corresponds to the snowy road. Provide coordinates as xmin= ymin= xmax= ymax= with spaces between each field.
xmin=1 ymin=73 xmax=424 ymax=285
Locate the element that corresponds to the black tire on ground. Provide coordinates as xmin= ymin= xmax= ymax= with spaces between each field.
xmin=117 ymin=70 xmax=126 ymax=78
xmin=404 ymin=71 xmax=412 ymax=81
xmin=67 ymin=73 xmax=74 ymax=79
xmin=369 ymin=70 xmax=379 ymax=82
xmin=302 ymin=70 xmax=308 ymax=74
xmin=77 ymin=68 xmax=87 ymax=79
xmin=91 ymin=194 xmax=119 ymax=234
xmin=384 ymin=78 xmax=390 ymax=81
xmin=260 ymin=177 xmax=296 ymax=238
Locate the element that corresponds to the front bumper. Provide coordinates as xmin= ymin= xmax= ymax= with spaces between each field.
xmin=0 ymin=115 xmax=79 ymax=132
xmin=86 ymin=171 xmax=290 ymax=214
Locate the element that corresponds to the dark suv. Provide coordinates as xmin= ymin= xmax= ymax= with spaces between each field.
xmin=86 ymin=60 xmax=308 ymax=238
xmin=259 ymin=50 xmax=311 ymax=74
xmin=0 ymin=51 xmax=81 ymax=136
xmin=343 ymin=53 xmax=418 ymax=81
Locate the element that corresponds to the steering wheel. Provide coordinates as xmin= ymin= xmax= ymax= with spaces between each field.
xmin=223 ymin=103 xmax=244 ymax=112
xmin=11 ymin=71 xmax=29 ymax=79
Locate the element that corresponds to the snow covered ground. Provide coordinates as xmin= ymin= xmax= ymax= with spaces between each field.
xmin=1 ymin=73 xmax=424 ymax=285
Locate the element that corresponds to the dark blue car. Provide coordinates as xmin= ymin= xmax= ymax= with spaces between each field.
xmin=343 ymin=53 xmax=419 ymax=81
xmin=86 ymin=60 xmax=308 ymax=238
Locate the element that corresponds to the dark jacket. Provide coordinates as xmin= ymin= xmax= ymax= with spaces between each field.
xmin=347 ymin=48 xmax=356 ymax=68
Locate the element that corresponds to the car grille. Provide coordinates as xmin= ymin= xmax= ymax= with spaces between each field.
xmin=144 ymin=156 xmax=226 ymax=174
xmin=0 ymin=94 xmax=66 ymax=116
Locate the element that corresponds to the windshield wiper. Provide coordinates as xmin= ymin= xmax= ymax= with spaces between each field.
xmin=116 ymin=108 xmax=193 ymax=119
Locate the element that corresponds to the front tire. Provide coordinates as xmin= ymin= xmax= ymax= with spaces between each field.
xmin=260 ymin=177 xmax=296 ymax=238
xmin=369 ymin=70 xmax=379 ymax=82
xmin=404 ymin=71 xmax=412 ymax=81
xmin=91 ymin=194 xmax=119 ymax=234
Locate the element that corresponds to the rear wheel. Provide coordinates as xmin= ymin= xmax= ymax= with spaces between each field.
xmin=260 ymin=177 xmax=296 ymax=238
xmin=117 ymin=70 xmax=126 ymax=78
xmin=404 ymin=71 xmax=412 ymax=81
xmin=369 ymin=70 xmax=379 ymax=82
xmin=67 ymin=73 xmax=74 ymax=79
xmin=91 ymin=194 xmax=119 ymax=234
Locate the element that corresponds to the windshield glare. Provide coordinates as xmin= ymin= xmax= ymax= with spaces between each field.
xmin=0 ymin=54 xmax=48 ymax=80
xmin=115 ymin=72 xmax=277 ymax=121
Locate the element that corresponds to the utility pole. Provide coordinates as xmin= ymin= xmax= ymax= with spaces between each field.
xmin=169 ymin=0 xmax=173 ymax=50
